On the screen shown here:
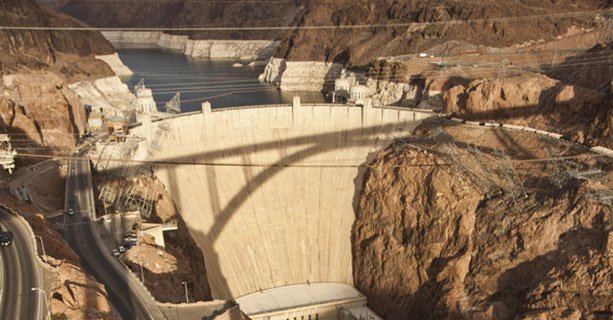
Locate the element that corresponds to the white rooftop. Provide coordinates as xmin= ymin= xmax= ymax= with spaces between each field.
xmin=342 ymin=306 xmax=384 ymax=320
xmin=235 ymin=283 xmax=365 ymax=316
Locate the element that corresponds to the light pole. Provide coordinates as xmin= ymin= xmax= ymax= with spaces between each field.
xmin=31 ymin=287 xmax=51 ymax=320
xmin=181 ymin=281 xmax=189 ymax=303
xmin=138 ymin=255 xmax=145 ymax=284
xmin=32 ymin=235 xmax=48 ymax=263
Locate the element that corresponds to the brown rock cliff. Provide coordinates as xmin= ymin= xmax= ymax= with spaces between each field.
xmin=353 ymin=121 xmax=612 ymax=319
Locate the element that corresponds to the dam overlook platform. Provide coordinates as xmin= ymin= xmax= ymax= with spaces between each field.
xmin=128 ymin=99 xmax=437 ymax=304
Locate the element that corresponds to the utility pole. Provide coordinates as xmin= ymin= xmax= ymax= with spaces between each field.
xmin=139 ymin=255 xmax=145 ymax=284
xmin=31 ymin=287 xmax=51 ymax=320
xmin=181 ymin=281 xmax=189 ymax=303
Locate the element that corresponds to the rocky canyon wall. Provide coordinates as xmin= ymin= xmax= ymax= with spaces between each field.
xmin=102 ymin=31 xmax=279 ymax=61
xmin=353 ymin=121 xmax=612 ymax=320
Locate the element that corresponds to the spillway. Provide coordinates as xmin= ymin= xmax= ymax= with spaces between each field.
xmin=131 ymin=101 xmax=436 ymax=300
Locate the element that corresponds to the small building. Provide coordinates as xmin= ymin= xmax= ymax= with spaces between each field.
xmin=107 ymin=114 xmax=129 ymax=142
xmin=340 ymin=307 xmax=384 ymax=320
xmin=88 ymin=112 xmax=104 ymax=130
xmin=349 ymin=85 xmax=368 ymax=106
xmin=136 ymin=88 xmax=157 ymax=113
xmin=236 ymin=283 xmax=382 ymax=320
xmin=334 ymin=78 xmax=351 ymax=103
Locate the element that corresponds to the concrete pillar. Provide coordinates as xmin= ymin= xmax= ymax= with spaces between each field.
xmin=202 ymin=101 xmax=212 ymax=114
xmin=292 ymin=95 xmax=301 ymax=108
xmin=141 ymin=113 xmax=153 ymax=156
xmin=362 ymin=97 xmax=373 ymax=126
xmin=292 ymin=96 xmax=301 ymax=126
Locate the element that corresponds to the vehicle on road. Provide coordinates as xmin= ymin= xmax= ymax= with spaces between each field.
xmin=112 ymin=249 xmax=120 ymax=257
xmin=0 ymin=231 xmax=13 ymax=247
xmin=67 ymin=207 xmax=75 ymax=216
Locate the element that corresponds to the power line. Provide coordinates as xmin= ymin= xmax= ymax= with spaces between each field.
xmin=0 ymin=9 xmax=609 ymax=31
xmin=14 ymin=151 xmax=608 ymax=168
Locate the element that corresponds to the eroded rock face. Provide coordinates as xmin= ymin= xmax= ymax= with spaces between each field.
xmin=25 ymin=214 xmax=115 ymax=319
xmin=443 ymin=74 xmax=559 ymax=116
xmin=0 ymin=0 xmax=113 ymax=72
xmin=0 ymin=72 xmax=88 ymax=152
xmin=443 ymin=73 xmax=612 ymax=147
xmin=353 ymin=124 xmax=612 ymax=320
xmin=274 ymin=0 xmax=607 ymax=66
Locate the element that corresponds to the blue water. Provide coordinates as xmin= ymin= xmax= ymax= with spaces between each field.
xmin=117 ymin=48 xmax=325 ymax=112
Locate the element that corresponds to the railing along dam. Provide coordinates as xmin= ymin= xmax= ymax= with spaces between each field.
xmin=130 ymin=102 xmax=437 ymax=299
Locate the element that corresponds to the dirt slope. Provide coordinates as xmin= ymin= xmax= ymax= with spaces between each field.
xmin=60 ymin=0 xmax=305 ymax=40
xmin=353 ymin=120 xmax=612 ymax=320
xmin=24 ymin=212 xmax=115 ymax=319
xmin=442 ymin=43 xmax=612 ymax=148
xmin=1 ymin=0 xmax=116 ymax=155
xmin=274 ymin=0 xmax=610 ymax=65
xmin=0 ymin=0 xmax=113 ymax=73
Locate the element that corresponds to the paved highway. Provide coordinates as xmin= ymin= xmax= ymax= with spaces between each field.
xmin=63 ymin=147 xmax=161 ymax=320
xmin=0 ymin=208 xmax=45 ymax=320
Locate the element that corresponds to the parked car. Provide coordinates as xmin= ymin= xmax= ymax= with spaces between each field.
xmin=112 ymin=249 xmax=120 ymax=257
xmin=118 ymin=246 xmax=126 ymax=253
xmin=0 ymin=231 xmax=13 ymax=247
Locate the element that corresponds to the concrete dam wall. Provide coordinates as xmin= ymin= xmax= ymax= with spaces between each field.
xmin=131 ymin=103 xmax=436 ymax=299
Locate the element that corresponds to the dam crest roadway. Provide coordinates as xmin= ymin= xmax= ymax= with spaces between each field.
xmin=107 ymin=99 xmax=437 ymax=317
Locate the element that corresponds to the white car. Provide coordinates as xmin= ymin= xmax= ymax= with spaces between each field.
xmin=112 ymin=249 xmax=120 ymax=257
xmin=118 ymin=246 xmax=126 ymax=253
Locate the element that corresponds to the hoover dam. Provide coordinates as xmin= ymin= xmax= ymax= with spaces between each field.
xmin=128 ymin=99 xmax=436 ymax=314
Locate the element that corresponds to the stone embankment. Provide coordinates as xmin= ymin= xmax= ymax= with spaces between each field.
xmin=258 ymin=57 xmax=343 ymax=91
xmin=68 ymin=76 xmax=137 ymax=117
xmin=102 ymin=31 xmax=278 ymax=61
xmin=95 ymin=53 xmax=134 ymax=77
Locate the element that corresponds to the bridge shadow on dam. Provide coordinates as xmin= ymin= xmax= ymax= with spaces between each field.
xmin=54 ymin=89 xmax=608 ymax=315
xmin=92 ymin=120 xmax=428 ymax=301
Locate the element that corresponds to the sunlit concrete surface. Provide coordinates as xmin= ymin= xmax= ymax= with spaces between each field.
xmin=235 ymin=283 xmax=369 ymax=320
xmin=131 ymin=102 xmax=436 ymax=299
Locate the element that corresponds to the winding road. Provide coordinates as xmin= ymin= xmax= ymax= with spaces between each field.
xmin=0 ymin=208 xmax=45 ymax=320
xmin=63 ymin=147 xmax=159 ymax=320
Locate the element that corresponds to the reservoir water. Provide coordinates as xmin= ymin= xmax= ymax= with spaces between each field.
xmin=117 ymin=48 xmax=326 ymax=112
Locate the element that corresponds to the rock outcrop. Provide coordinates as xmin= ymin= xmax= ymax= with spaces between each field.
xmin=95 ymin=53 xmax=134 ymax=77
xmin=258 ymin=57 xmax=343 ymax=91
xmin=0 ymin=0 xmax=113 ymax=73
xmin=61 ymin=1 xmax=303 ymax=40
xmin=0 ymin=0 xmax=126 ymax=155
xmin=353 ymin=120 xmax=612 ymax=320
xmin=274 ymin=0 xmax=608 ymax=66
xmin=25 ymin=213 xmax=115 ymax=319
xmin=68 ymin=76 xmax=137 ymax=117
xmin=443 ymin=72 xmax=612 ymax=147
xmin=0 ymin=72 xmax=89 ymax=152
xmin=91 ymin=171 xmax=213 ymax=304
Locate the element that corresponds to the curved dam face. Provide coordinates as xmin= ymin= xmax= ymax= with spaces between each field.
xmin=132 ymin=103 xmax=435 ymax=299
